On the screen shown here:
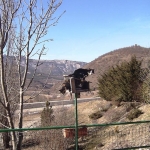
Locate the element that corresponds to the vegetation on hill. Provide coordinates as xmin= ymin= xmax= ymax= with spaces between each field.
xmin=97 ymin=56 xmax=149 ymax=103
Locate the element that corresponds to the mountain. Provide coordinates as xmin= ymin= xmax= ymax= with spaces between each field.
xmin=26 ymin=45 xmax=150 ymax=93
xmin=84 ymin=45 xmax=150 ymax=89
xmin=26 ymin=59 xmax=87 ymax=90
xmin=27 ymin=59 xmax=86 ymax=78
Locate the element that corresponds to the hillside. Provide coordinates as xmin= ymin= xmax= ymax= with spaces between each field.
xmin=84 ymin=45 xmax=150 ymax=89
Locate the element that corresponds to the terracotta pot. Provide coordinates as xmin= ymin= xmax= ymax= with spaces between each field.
xmin=63 ymin=127 xmax=87 ymax=138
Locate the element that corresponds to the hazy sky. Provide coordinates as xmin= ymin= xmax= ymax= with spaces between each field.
xmin=41 ymin=0 xmax=150 ymax=62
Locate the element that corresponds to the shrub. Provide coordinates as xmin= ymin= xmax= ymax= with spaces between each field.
xmin=127 ymin=108 xmax=143 ymax=120
xmin=89 ymin=111 xmax=102 ymax=120
xmin=41 ymin=101 xmax=54 ymax=126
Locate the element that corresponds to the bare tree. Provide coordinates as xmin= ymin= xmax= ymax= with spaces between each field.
xmin=0 ymin=0 xmax=64 ymax=149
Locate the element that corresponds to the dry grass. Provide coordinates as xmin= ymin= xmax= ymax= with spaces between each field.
xmin=78 ymin=100 xmax=102 ymax=124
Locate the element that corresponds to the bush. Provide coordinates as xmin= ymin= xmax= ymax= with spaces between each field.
xmin=127 ymin=108 xmax=143 ymax=120
xmin=89 ymin=111 xmax=102 ymax=120
xmin=99 ymin=104 xmax=112 ymax=112
xmin=22 ymin=137 xmax=40 ymax=148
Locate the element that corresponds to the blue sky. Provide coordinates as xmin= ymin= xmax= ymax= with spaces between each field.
xmin=41 ymin=0 xmax=150 ymax=62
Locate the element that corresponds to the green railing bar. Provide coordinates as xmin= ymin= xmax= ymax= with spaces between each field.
xmin=0 ymin=125 xmax=75 ymax=132
xmin=85 ymin=120 xmax=150 ymax=127
xmin=0 ymin=120 xmax=150 ymax=132
xmin=113 ymin=145 xmax=150 ymax=150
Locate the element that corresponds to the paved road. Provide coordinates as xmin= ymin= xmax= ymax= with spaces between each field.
xmin=23 ymin=97 xmax=100 ymax=109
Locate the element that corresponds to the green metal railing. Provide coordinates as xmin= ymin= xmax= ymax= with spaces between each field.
xmin=0 ymin=120 xmax=150 ymax=149
xmin=1 ymin=120 xmax=150 ymax=133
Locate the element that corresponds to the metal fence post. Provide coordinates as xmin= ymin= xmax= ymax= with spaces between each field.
xmin=75 ymin=92 xmax=78 ymax=150
xmin=70 ymin=77 xmax=79 ymax=149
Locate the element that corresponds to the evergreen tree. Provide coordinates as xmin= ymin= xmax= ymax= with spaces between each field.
xmin=41 ymin=101 xmax=54 ymax=126
xmin=98 ymin=56 xmax=147 ymax=102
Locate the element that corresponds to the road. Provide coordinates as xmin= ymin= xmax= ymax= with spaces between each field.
xmin=23 ymin=97 xmax=100 ymax=109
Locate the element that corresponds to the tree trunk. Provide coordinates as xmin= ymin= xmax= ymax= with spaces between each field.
xmin=17 ymin=88 xmax=24 ymax=150
xmin=4 ymin=100 xmax=17 ymax=149
xmin=2 ymin=113 xmax=10 ymax=149
xmin=2 ymin=132 xmax=10 ymax=149
xmin=6 ymin=107 xmax=17 ymax=150
xmin=0 ymin=50 xmax=17 ymax=149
